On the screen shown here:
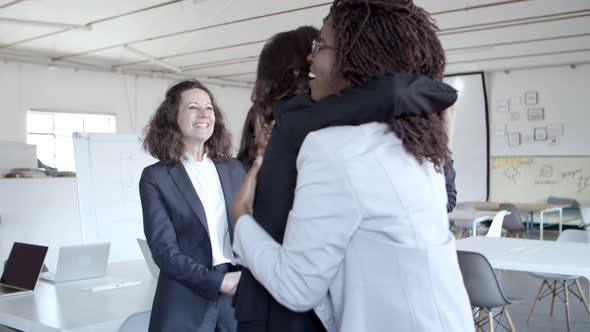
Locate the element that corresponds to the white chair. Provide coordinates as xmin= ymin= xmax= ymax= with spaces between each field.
xmin=118 ymin=310 xmax=151 ymax=332
xmin=527 ymin=229 xmax=590 ymax=330
xmin=486 ymin=210 xmax=509 ymax=238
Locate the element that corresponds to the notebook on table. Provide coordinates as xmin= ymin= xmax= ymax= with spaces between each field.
xmin=40 ymin=242 xmax=110 ymax=283
xmin=0 ymin=242 xmax=48 ymax=298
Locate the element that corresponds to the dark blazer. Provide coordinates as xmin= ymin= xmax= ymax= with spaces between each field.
xmin=139 ymin=158 xmax=245 ymax=332
xmin=444 ymin=158 xmax=457 ymax=212
xmin=233 ymin=73 xmax=458 ymax=332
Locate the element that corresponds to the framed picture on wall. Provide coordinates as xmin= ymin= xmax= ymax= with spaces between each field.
xmin=528 ymin=107 xmax=544 ymax=121
xmin=525 ymin=91 xmax=538 ymax=105
xmin=534 ymin=127 xmax=547 ymax=141
xmin=507 ymin=132 xmax=521 ymax=146
xmin=497 ymin=99 xmax=509 ymax=112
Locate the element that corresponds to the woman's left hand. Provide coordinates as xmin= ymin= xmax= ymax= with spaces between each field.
xmin=231 ymin=156 xmax=263 ymax=224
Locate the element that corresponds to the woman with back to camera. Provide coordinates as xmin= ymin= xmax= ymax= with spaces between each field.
xmin=234 ymin=15 xmax=461 ymax=332
xmin=140 ymin=79 xmax=244 ymax=332
xmin=232 ymin=1 xmax=473 ymax=331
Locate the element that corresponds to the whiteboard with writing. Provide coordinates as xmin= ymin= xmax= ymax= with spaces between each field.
xmin=73 ymin=133 xmax=157 ymax=262
xmin=490 ymin=156 xmax=590 ymax=204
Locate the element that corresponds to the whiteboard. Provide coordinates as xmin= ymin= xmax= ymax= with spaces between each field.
xmin=444 ymin=73 xmax=489 ymax=202
xmin=73 ymin=133 xmax=157 ymax=262
xmin=490 ymin=156 xmax=590 ymax=204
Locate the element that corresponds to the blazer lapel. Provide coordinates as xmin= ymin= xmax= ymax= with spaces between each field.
xmin=168 ymin=163 xmax=209 ymax=235
xmin=215 ymin=161 xmax=235 ymax=244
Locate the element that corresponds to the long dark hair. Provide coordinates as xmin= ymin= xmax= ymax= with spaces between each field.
xmin=143 ymin=79 xmax=232 ymax=164
xmin=252 ymin=26 xmax=319 ymax=122
xmin=236 ymin=106 xmax=257 ymax=167
xmin=329 ymin=0 xmax=449 ymax=171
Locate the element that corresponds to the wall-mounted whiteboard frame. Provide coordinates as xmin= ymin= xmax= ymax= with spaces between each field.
xmin=444 ymin=72 xmax=490 ymax=202
xmin=73 ymin=133 xmax=157 ymax=262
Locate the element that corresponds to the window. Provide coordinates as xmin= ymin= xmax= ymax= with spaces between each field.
xmin=27 ymin=111 xmax=116 ymax=171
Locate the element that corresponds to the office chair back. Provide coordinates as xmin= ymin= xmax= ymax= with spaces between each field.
xmin=499 ymin=203 xmax=525 ymax=232
xmin=118 ymin=310 xmax=150 ymax=332
xmin=486 ymin=210 xmax=508 ymax=237
xmin=457 ymin=250 xmax=511 ymax=309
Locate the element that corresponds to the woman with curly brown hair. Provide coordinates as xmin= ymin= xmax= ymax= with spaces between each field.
xmin=139 ymin=79 xmax=244 ymax=332
xmin=231 ymin=1 xmax=473 ymax=331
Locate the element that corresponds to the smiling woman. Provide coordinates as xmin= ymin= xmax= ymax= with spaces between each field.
xmin=139 ymin=79 xmax=245 ymax=332
xmin=143 ymin=79 xmax=232 ymax=164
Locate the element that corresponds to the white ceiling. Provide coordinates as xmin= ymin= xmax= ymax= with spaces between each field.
xmin=0 ymin=0 xmax=589 ymax=87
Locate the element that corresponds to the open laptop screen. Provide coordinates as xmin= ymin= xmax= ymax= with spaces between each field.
xmin=1 ymin=242 xmax=48 ymax=290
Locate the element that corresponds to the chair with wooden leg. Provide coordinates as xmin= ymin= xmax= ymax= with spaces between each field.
xmin=527 ymin=229 xmax=590 ymax=330
xmin=457 ymin=250 xmax=518 ymax=331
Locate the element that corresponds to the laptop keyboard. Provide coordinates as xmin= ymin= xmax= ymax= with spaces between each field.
xmin=0 ymin=283 xmax=24 ymax=295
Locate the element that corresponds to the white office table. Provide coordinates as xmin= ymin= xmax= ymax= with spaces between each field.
xmin=0 ymin=260 xmax=156 ymax=332
xmin=456 ymin=237 xmax=590 ymax=308
xmin=448 ymin=210 xmax=507 ymax=237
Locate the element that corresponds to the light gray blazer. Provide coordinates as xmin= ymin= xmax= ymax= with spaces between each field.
xmin=233 ymin=122 xmax=474 ymax=332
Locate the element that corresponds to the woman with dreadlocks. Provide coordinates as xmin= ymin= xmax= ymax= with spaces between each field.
xmin=231 ymin=0 xmax=473 ymax=331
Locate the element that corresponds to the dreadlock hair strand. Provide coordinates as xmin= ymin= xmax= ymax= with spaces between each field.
xmin=329 ymin=0 xmax=449 ymax=171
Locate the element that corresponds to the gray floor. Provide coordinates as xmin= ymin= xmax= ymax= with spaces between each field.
xmin=498 ymin=270 xmax=589 ymax=332
xmin=484 ymin=229 xmax=590 ymax=332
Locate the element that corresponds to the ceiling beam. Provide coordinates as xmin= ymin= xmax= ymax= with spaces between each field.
xmin=0 ymin=51 xmax=252 ymax=89
xmin=0 ymin=0 xmax=184 ymax=49
xmin=47 ymin=1 xmax=530 ymax=61
xmin=0 ymin=0 xmax=24 ymax=9
xmin=445 ymin=32 xmax=590 ymax=54
xmin=439 ymin=10 xmax=590 ymax=36
xmin=51 ymin=3 xmax=332 ymax=61
xmin=0 ymin=17 xmax=91 ymax=30
xmin=112 ymin=39 xmax=266 ymax=68
xmin=447 ymin=47 xmax=590 ymax=65
xmin=122 ymin=45 xmax=181 ymax=73
xmin=181 ymin=56 xmax=258 ymax=71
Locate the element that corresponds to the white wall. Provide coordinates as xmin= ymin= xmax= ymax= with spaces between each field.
xmin=208 ymin=84 xmax=252 ymax=153
xmin=488 ymin=64 xmax=590 ymax=156
xmin=0 ymin=61 xmax=252 ymax=151
xmin=0 ymin=178 xmax=81 ymax=274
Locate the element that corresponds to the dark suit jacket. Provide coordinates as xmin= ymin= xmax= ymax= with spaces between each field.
xmin=444 ymin=158 xmax=457 ymax=212
xmin=139 ymin=158 xmax=245 ymax=332
xmin=233 ymin=73 xmax=458 ymax=331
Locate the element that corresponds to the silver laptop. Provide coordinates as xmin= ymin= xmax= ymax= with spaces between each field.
xmin=40 ymin=242 xmax=110 ymax=283
xmin=0 ymin=242 xmax=48 ymax=298
xmin=137 ymin=238 xmax=159 ymax=278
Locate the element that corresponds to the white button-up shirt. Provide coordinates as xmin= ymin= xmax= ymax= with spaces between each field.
xmin=182 ymin=153 xmax=233 ymax=266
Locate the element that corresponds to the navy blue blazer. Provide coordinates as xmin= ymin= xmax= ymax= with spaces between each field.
xmin=139 ymin=157 xmax=245 ymax=331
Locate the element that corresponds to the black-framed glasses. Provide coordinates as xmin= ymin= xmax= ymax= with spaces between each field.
xmin=311 ymin=39 xmax=336 ymax=55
